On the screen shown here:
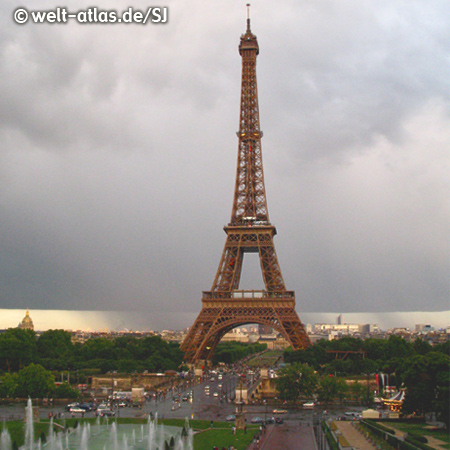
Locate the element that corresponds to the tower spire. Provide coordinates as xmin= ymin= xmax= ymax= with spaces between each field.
xmin=246 ymin=3 xmax=251 ymax=32
xmin=233 ymin=8 xmax=263 ymax=225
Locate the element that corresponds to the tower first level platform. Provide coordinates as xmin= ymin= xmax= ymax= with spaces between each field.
xmin=183 ymin=290 xmax=310 ymax=363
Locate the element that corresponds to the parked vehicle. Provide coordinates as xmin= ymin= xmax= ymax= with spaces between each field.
xmin=65 ymin=402 xmax=79 ymax=411
xmin=96 ymin=408 xmax=115 ymax=417
xmin=69 ymin=407 xmax=85 ymax=414
xmin=251 ymin=417 xmax=263 ymax=424
xmin=226 ymin=415 xmax=235 ymax=421
xmin=342 ymin=412 xmax=361 ymax=420
xmin=273 ymin=408 xmax=287 ymax=414
xmin=79 ymin=403 xmax=94 ymax=411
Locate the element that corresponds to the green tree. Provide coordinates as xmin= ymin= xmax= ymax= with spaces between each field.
xmin=400 ymin=351 xmax=450 ymax=428
xmin=37 ymin=329 xmax=74 ymax=362
xmin=412 ymin=338 xmax=432 ymax=356
xmin=15 ymin=363 xmax=55 ymax=398
xmin=317 ymin=375 xmax=348 ymax=405
xmin=348 ymin=381 xmax=366 ymax=403
xmin=0 ymin=328 xmax=37 ymax=371
xmin=275 ymin=362 xmax=318 ymax=402
xmin=384 ymin=335 xmax=413 ymax=360
xmin=54 ymin=382 xmax=79 ymax=399
xmin=0 ymin=372 xmax=19 ymax=397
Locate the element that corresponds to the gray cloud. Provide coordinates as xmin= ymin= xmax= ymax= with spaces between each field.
xmin=1 ymin=0 xmax=449 ymax=325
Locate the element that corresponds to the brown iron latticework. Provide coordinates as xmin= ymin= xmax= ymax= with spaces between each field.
xmin=181 ymin=12 xmax=311 ymax=364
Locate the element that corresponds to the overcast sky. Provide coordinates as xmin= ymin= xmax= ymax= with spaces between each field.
xmin=1 ymin=0 xmax=449 ymax=327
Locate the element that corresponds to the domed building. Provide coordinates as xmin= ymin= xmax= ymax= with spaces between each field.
xmin=18 ymin=309 xmax=34 ymax=331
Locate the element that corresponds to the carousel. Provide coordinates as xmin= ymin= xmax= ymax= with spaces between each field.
xmin=382 ymin=388 xmax=406 ymax=416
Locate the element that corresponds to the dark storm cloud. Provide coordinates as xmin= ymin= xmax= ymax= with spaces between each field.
xmin=0 ymin=0 xmax=449 ymax=323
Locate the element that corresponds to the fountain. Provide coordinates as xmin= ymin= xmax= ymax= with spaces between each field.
xmin=0 ymin=400 xmax=194 ymax=450
xmin=24 ymin=398 xmax=35 ymax=450
xmin=1 ymin=426 xmax=12 ymax=450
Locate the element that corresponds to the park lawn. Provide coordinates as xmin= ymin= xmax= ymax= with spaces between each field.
xmin=161 ymin=418 xmax=233 ymax=430
xmin=0 ymin=420 xmax=54 ymax=448
xmin=194 ymin=427 xmax=255 ymax=450
xmin=384 ymin=422 xmax=450 ymax=448
xmin=246 ymin=350 xmax=283 ymax=368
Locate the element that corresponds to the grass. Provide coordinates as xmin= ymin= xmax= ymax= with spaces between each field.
xmin=246 ymin=350 xmax=283 ymax=368
xmin=194 ymin=427 xmax=256 ymax=450
xmin=383 ymin=422 xmax=450 ymax=447
xmin=0 ymin=420 xmax=54 ymax=448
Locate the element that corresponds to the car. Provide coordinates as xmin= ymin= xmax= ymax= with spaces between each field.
xmin=117 ymin=401 xmax=127 ymax=408
xmin=182 ymin=396 xmax=189 ymax=402
xmin=251 ymin=417 xmax=263 ymax=424
xmin=265 ymin=418 xmax=275 ymax=424
xmin=343 ymin=412 xmax=361 ymax=420
xmin=69 ymin=407 xmax=86 ymax=414
xmin=226 ymin=415 xmax=236 ymax=421
xmin=218 ymin=384 xmax=222 ymax=389
xmin=303 ymin=402 xmax=315 ymax=409
xmin=65 ymin=402 xmax=79 ymax=411
xmin=213 ymin=392 xmax=219 ymax=397
xmin=79 ymin=403 xmax=93 ymax=411
xmin=96 ymin=408 xmax=115 ymax=417
xmin=272 ymin=409 xmax=287 ymax=414
xmin=275 ymin=417 xmax=284 ymax=424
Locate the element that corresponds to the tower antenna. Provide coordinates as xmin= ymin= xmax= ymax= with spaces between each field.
xmin=246 ymin=3 xmax=251 ymax=31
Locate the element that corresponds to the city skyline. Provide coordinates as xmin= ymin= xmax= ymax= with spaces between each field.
xmin=1 ymin=308 xmax=449 ymax=333
xmin=1 ymin=2 xmax=449 ymax=320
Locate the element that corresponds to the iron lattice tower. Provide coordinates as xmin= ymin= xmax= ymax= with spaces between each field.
xmin=181 ymin=13 xmax=311 ymax=364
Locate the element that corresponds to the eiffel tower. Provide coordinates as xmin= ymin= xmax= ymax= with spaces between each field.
xmin=181 ymin=11 xmax=311 ymax=364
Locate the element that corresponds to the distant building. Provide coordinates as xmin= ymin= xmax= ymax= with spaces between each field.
xmin=314 ymin=323 xmax=360 ymax=334
xmin=312 ymin=322 xmax=378 ymax=336
xmin=222 ymin=328 xmax=249 ymax=343
xmin=415 ymin=324 xmax=434 ymax=333
xmin=258 ymin=324 xmax=273 ymax=335
xmin=18 ymin=310 xmax=34 ymax=331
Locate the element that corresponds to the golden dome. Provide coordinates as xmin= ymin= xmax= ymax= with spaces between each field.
xmin=19 ymin=309 xmax=34 ymax=330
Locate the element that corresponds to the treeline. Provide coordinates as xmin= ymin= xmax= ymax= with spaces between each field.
xmin=285 ymin=335 xmax=450 ymax=378
xmin=284 ymin=335 xmax=449 ymax=428
xmin=212 ymin=341 xmax=266 ymax=365
xmin=0 ymin=328 xmax=184 ymax=375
